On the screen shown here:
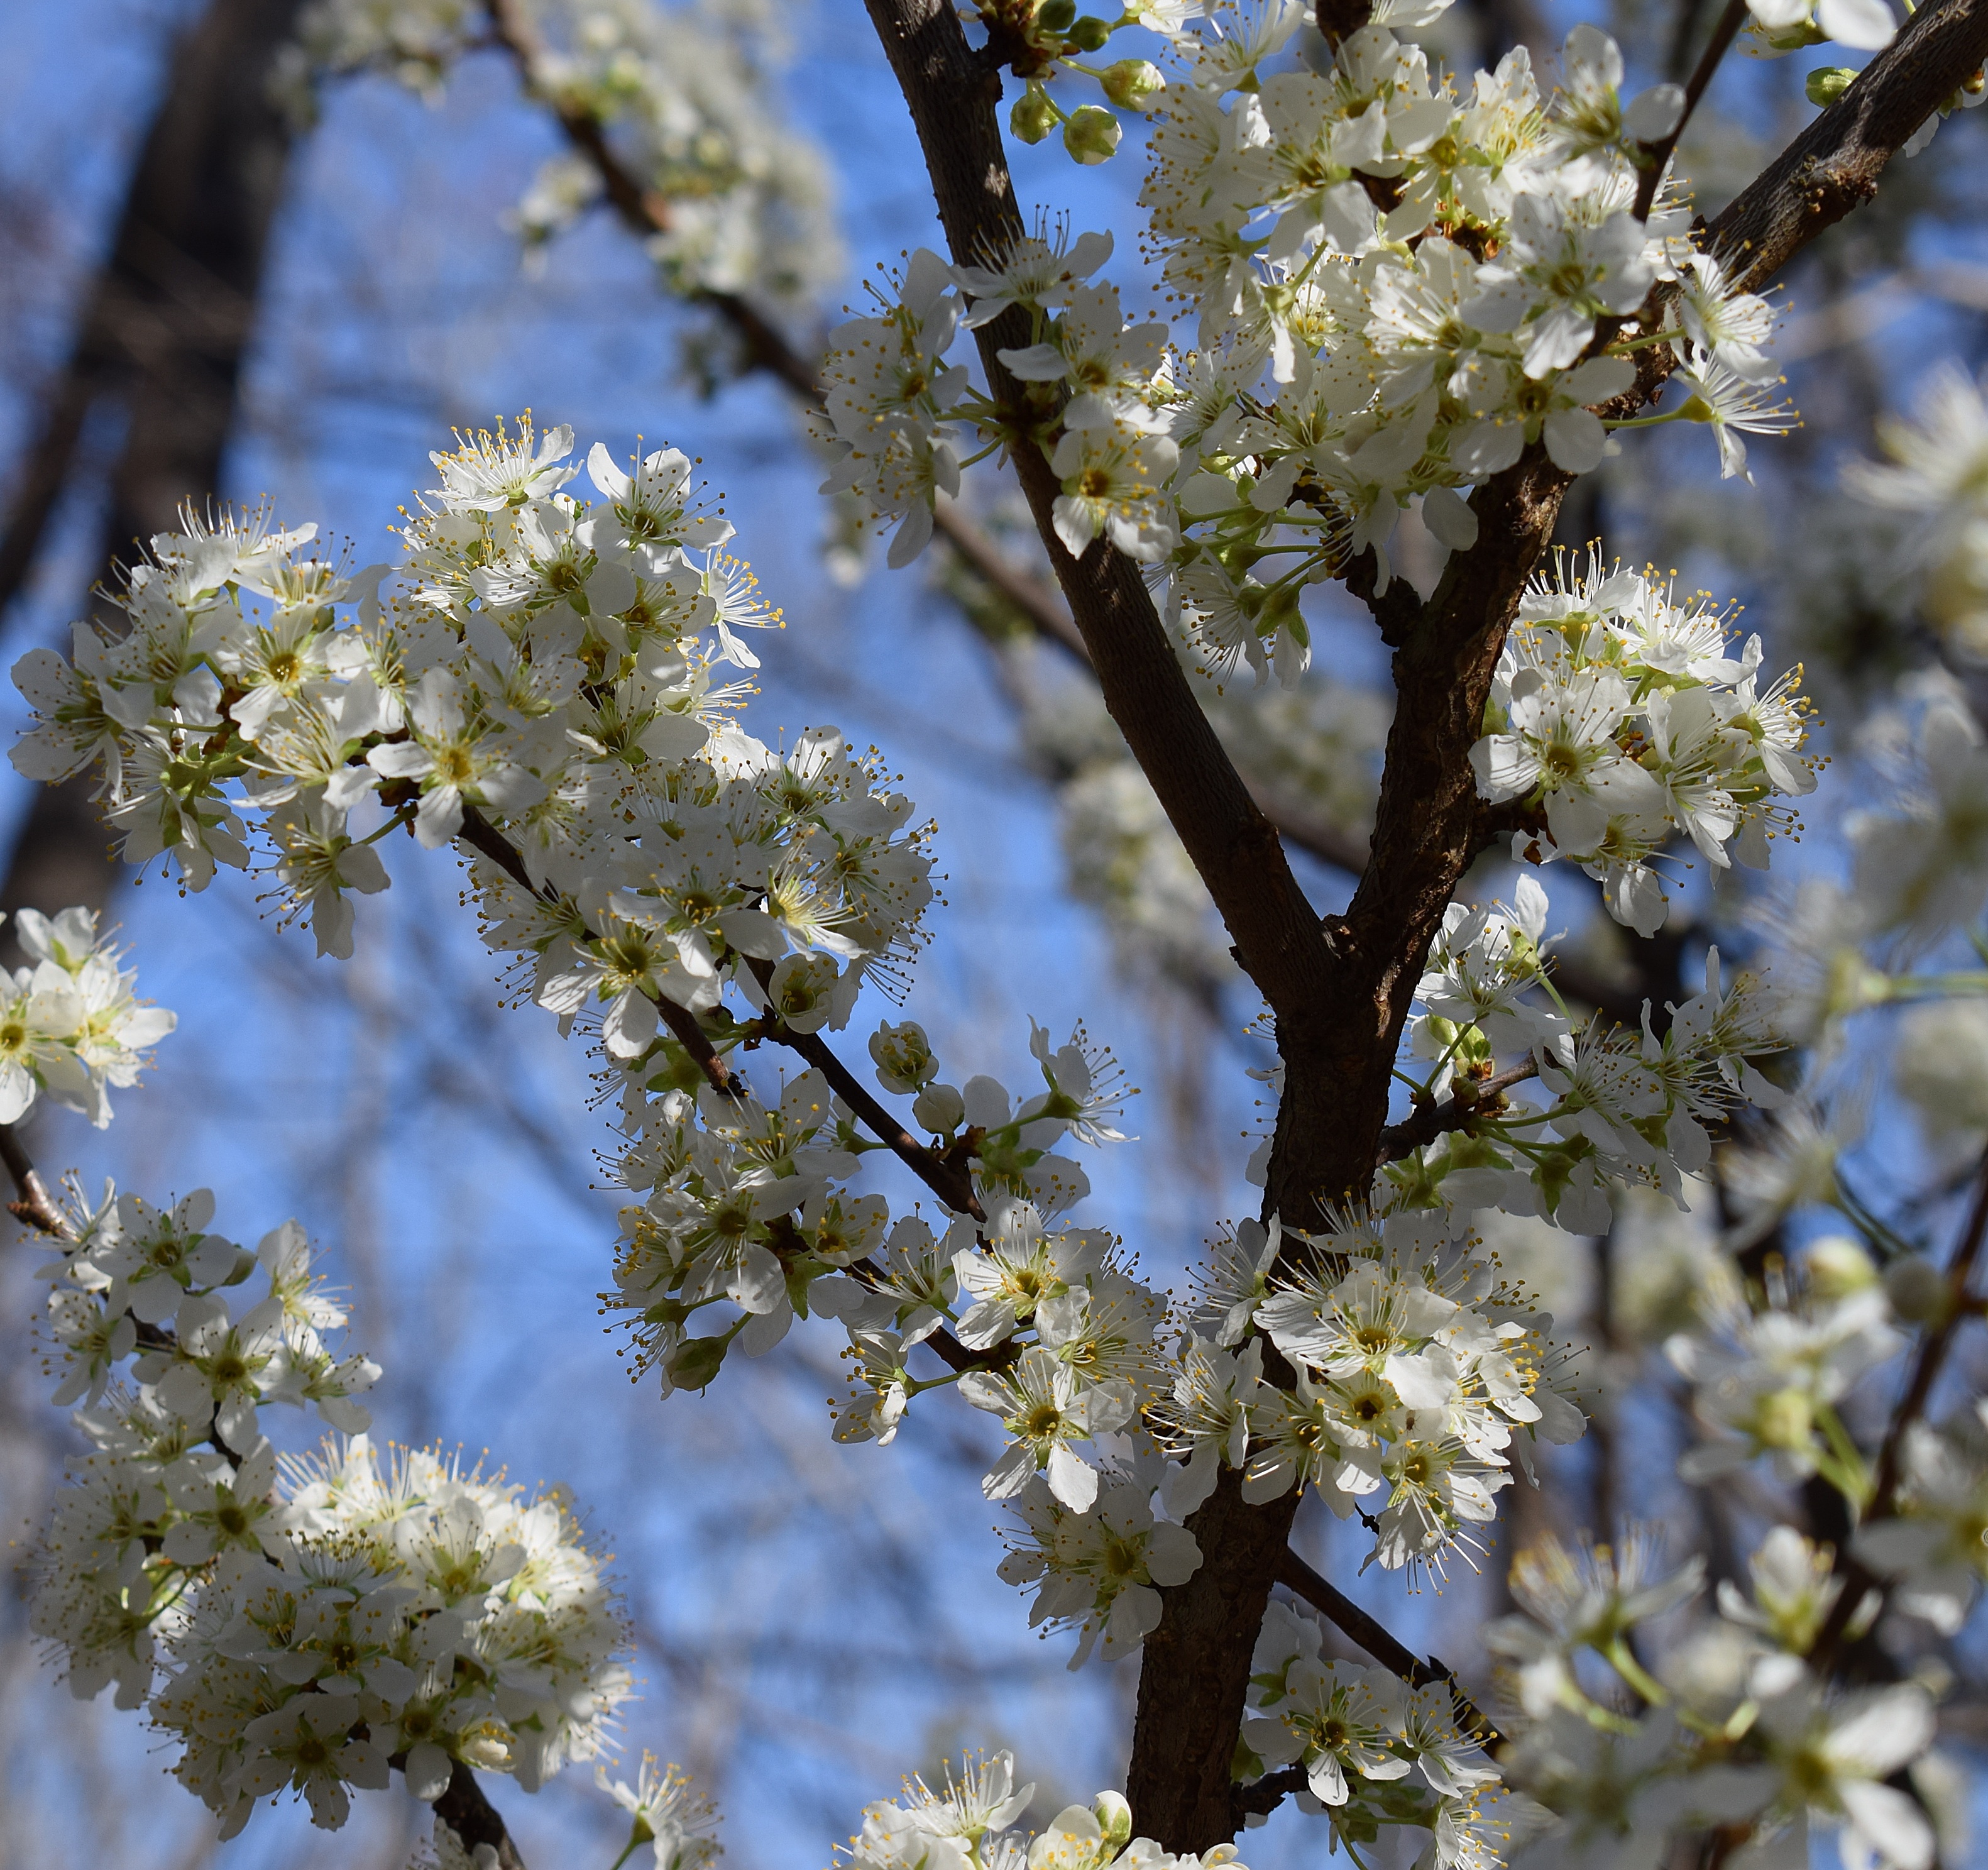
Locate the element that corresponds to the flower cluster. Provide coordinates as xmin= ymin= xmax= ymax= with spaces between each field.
xmin=826 ymin=8 xmax=1804 ymax=693
xmin=1481 ymin=1526 xmax=1945 ymax=1870
xmin=1846 ymin=363 xmax=1988 ymax=663
xmin=1473 ymin=556 xmax=1818 ymax=937
xmin=1152 ymin=1206 xmax=1586 ymax=1580
xmin=1666 ymin=1261 xmax=1903 ymax=1496
xmin=28 ymin=1174 xmax=644 ymax=1837
xmin=840 ymin=1754 xmax=1241 ymax=1870
xmin=279 ymin=0 xmax=838 ymax=314
xmin=10 ymin=419 xmax=932 ymax=993
xmin=1366 ymin=874 xmax=1793 ymax=1232
xmin=996 ymin=1458 xmax=1201 ymax=1666
xmin=1241 ymin=1599 xmax=1525 ymax=1866
xmin=0 ymin=905 xmax=173 ymax=1127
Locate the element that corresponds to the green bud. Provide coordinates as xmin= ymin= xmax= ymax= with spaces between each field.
xmin=221 ymin=1248 xmax=260 ymax=1287
xmin=1099 ymin=57 xmax=1165 ymax=109
xmin=1093 ymin=1791 xmax=1133 ymax=1849
xmin=1806 ymin=65 xmax=1857 ymax=106
xmin=1062 ymin=104 xmax=1123 ymax=165
xmin=1036 ymin=0 xmax=1077 ymax=29
xmin=665 ymin=1333 xmax=730 ymax=1392
xmin=1068 ymin=13 xmax=1112 ymax=49
xmin=1011 ymin=82 xmax=1060 ymax=145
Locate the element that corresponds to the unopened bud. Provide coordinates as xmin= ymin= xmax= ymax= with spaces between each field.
xmin=1093 ymin=1791 xmax=1133 ymax=1848
xmin=1885 ymin=1253 xmax=1951 ymax=1324
xmin=913 ymin=1081 xmax=966 ymax=1134
xmin=1011 ymin=82 xmax=1060 ymax=145
xmin=1805 ymin=1232 xmax=1876 ymax=1299
xmin=1100 ymin=57 xmax=1165 ymax=109
xmin=665 ymin=1333 xmax=730 ymax=1392
xmin=1036 ymin=0 xmax=1077 ymax=29
xmin=869 ymin=1018 xmax=937 ymax=1094
xmin=1806 ymin=65 xmax=1857 ymax=106
xmin=1062 ymin=104 xmax=1123 ymax=165
xmin=1068 ymin=13 xmax=1112 ymax=49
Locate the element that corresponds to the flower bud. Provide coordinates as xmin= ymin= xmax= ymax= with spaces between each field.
xmin=1068 ymin=13 xmax=1112 ymax=50
xmin=1093 ymin=1790 xmax=1133 ymax=1847
xmin=1062 ymin=104 xmax=1123 ymax=165
xmin=1885 ymin=1253 xmax=1951 ymax=1324
xmin=913 ymin=1081 xmax=966 ymax=1133
xmin=1806 ymin=65 xmax=1857 ymax=106
xmin=1036 ymin=0 xmax=1077 ymax=29
xmin=1099 ymin=58 xmax=1165 ymax=109
xmin=1805 ymin=1232 xmax=1876 ymax=1299
xmin=1011 ymin=83 xmax=1060 ymax=145
xmin=665 ymin=1333 xmax=730 ymax=1392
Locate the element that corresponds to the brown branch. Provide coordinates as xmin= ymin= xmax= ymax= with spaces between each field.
xmin=1275 ymin=1548 xmax=1505 ymax=1749
xmin=1710 ymin=0 xmax=1988 ymax=293
xmin=0 ymin=1122 xmax=73 ymax=1238
xmin=1811 ymin=1145 xmax=1988 ymax=1668
xmin=859 ymin=0 xmax=1988 ymax=1845
xmin=1231 ymin=1765 xmax=1307 ymax=1820
xmin=456 ymin=808 xmax=982 ymax=1216
xmin=861 ymin=0 xmax=1344 ymax=1209
xmin=1633 ymin=0 xmax=1748 ymax=221
xmin=1373 ymin=1060 xmax=1540 ymax=1167
xmin=433 ymin=1761 xmax=530 ymax=1870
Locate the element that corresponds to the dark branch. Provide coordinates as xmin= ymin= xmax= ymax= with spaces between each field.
xmin=1632 ymin=0 xmax=1748 ymax=221
xmin=455 ymin=808 xmax=982 ymax=1216
xmin=1373 ymin=1060 xmax=1540 ymax=1167
xmin=433 ymin=1761 xmax=530 ymax=1870
xmin=1812 ymin=1144 xmax=1988 ymax=1666
xmin=1710 ymin=0 xmax=1988 ymax=292
xmin=1275 ymin=1548 xmax=1505 ymax=1750
xmin=1232 ymin=1765 xmax=1308 ymax=1820
xmin=0 ymin=1122 xmax=72 ymax=1238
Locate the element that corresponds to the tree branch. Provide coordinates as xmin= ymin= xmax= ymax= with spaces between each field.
xmin=1275 ymin=1548 xmax=1505 ymax=1750
xmin=0 ymin=1122 xmax=73 ymax=1238
xmin=454 ymin=808 xmax=983 ymax=1216
xmin=1632 ymin=0 xmax=1748 ymax=221
xmin=434 ymin=1761 xmax=530 ymax=1870
xmin=1373 ymin=1060 xmax=1540 ymax=1167
xmin=1811 ymin=1143 xmax=1988 ymax=1667
xmin=1711 ymin=0 xmax=1988 ymax=293
xmin=860 ymin=0 xmax=1349 ymax=1223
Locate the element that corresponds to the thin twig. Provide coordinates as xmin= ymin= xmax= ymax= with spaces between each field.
xmin=1232 ymin=1764 xmax=1309 ymax=1820
xmin=457 ymin=809 xmax=982 ymax=1216
xmin=1275 ymin=1548 xmax=1505 ymax=1749
xmin=1811 ymin=1143 xmax=1988 ymax=1666
xmin=1634 ymin=0 xmax=1749 ymax=221
xmin=1373 ymin=1060 xmax=1540 ymax=1167
xmin=0 ymin=1122 xmax=73 ymax=1238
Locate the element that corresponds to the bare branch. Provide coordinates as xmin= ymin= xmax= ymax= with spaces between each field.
xmin=1632 ymin=0 xmax=1749 ymax=221
xmin=0 ymin=1122 xmax=72 ymax=1238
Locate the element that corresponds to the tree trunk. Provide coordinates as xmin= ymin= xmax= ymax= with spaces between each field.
xmin=0 ymin=0 xmax=304 ymax=963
